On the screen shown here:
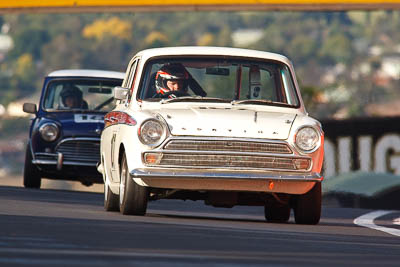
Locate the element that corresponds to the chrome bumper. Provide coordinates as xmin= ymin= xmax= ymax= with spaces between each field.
xmin=33 ymin=152 xmax=97 ymax=169
xmin=130 ymin=168 xmax=323 ymax=182
xmin=33 ymin=159 xmax=97 ymax=167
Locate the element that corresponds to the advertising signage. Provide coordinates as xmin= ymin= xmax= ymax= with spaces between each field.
xmin=322 ymin=117 xmax=400 ymax=178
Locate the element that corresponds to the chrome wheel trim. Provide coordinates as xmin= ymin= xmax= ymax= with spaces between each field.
xmin=104 ymin=182 xmax=108 ymax=202
xmin=119 ymin=162 xmax=126 ymax=206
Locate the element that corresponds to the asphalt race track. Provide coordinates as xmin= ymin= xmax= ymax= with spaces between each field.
xmin=0 ymin=186 xmax=399 ymax=266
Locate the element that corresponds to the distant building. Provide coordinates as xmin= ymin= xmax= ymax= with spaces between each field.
xmin=0 ymin=34 xmax=13 ymax=53
xmin=0 ymin=33 xmax=13 ymax=63
xmin=232 ymin=29 xmax=263 ymax=47
xmin=379 ymin=56 xmax=400 ymax=80
xmin=7 ymin=102 xmax=29 ymax=117
xmin=0 ymin=104 xmax=5 ymax=116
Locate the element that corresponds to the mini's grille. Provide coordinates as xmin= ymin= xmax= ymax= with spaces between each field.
xmin=34 ymin=153 xmax=55 ymax=161
xmin=56 ymin=140 xmax=100 ymax=163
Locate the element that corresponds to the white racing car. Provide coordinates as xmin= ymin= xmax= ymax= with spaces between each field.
xmin=98 ymin=46 xmax=324 ymax=224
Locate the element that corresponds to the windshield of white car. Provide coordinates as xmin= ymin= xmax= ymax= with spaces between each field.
xmin=138 ymin=57 xmax=300 ymax=108
xmin=43 ymin=78 xmax=122 ymax=112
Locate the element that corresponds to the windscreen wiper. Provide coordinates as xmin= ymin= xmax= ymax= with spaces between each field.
xmin=231 ymin=99 xmax=294 ymax=107
xmin=161 ymin=96 xmax=230 ymax=104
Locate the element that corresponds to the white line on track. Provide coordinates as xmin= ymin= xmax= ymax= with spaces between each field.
xmin=354 ymin=210 xmax=400 ymax=237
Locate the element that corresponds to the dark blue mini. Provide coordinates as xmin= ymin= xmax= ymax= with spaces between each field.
xmin=23 ymin=69 xmax=124 ymax=188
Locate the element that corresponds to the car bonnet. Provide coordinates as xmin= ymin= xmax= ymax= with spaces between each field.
xmin=156 ymin=106 xmax=296 ymax=140
xmin=46 ymin=112 xmax=105 ymax=138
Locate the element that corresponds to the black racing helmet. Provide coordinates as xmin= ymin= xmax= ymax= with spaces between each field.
xmin=60 ymin=85 xmax=83 ymax=106
xmin=155 ymin=63 xmax=189 ymax=95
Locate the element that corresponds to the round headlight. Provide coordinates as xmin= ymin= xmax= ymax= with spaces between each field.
xmin=295 ymin=127 xmax=320 ymax=152
xmin=39 ymin=123 xmax=59 ymax=142
xmin=138 ymin=119 xmax=166 ymax=147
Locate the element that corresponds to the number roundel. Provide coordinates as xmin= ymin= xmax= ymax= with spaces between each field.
xmin=104 ymin=111 xmax=137 ymax=128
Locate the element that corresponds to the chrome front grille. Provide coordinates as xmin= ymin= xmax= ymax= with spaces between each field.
xmin=56 ymin=139 xmax=100 ymax=163
xmin=34 ymin=153 xmax=56 ymax=161
xmin=155 ymin=153 xmax=308 ymax=170
xmin=164 ymin=140 xmax=292 ymax=154
xmin=144 ymin=138 xmax=310 ymax=171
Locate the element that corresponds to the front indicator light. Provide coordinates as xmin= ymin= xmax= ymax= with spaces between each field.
xmin=293 ymin=158 xmax=311 ymax=170
xmin=144 ymin=153 xmax=163 ymax=165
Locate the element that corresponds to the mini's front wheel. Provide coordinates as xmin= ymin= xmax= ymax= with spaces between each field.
xmin=23 ymin=144 xmax=41 ymax=189
xmin=119 ymin=154 xmax=148 ymax=215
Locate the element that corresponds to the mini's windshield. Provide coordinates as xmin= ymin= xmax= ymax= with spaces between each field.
xmin=43 ymin=78 xmax=122 ymax=112
xmin=138 ymin=57 xmax=300 ymax=107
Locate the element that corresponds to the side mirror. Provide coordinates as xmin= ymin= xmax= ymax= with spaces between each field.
xmin=114 ymin=86 xmax=129 ymax=100
xmin=23 ymin=103 xmax=37 ymax=114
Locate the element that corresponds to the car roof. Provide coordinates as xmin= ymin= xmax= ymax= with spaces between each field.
xmin=134 ymin=46 xmax=292 ymax=65
xmin=47 ymin=69 xmax=125 ymax=80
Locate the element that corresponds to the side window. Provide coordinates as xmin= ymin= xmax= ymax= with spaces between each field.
xmin=281 ymin=67 xmax=299 ymax=106
xmin=125 ymin=59 xmax=139 ymax=103
xmin=127 ymin=60 xmax=139 ymax=89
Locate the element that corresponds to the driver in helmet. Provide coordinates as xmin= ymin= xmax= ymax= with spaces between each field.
xmin=59 ymin=85 xmax=87 ymax=109
xmin=154 ymin=63 xmax=190 ymax=98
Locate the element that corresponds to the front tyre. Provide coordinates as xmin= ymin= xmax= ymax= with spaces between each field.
xmin=119 ymin=153 xmax=148 ymax=215
xmin=104 ymin=182 xmax=119 ymax=212
xmin=23 ymin=144 xmax=41 ymax=189
xmin=264 ymin=203 xmax=291 ymax=223
xmin=294 ymin=182 xmax=321 ymax=225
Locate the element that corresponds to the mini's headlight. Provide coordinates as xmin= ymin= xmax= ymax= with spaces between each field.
xmin=39 ymin=123 xmax=59 ymax=142
xmin=295 ymin=126 xmax=320 ymax=152
xmin=138 ymin=119 xmax=166 ymax=147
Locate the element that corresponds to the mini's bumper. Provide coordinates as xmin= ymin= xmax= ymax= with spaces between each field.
xmin=33 ymin=152 xmax=97 ymax=169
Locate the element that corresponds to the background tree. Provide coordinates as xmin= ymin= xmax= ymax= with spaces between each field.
xmin=1 ymin=11 xmax=400 ymax=119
